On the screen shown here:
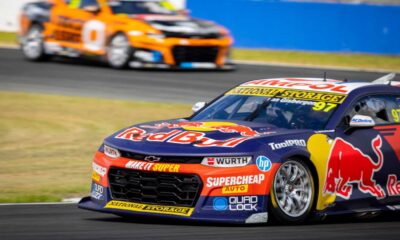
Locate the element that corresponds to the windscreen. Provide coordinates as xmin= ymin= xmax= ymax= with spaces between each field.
xmin=108 ymin=0 xmax=176 ymax=15
xmin=191 ymin=86 xmax=347 ymax=130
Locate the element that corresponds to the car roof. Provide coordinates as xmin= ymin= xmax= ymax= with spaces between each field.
xmin=239 ymin=77 xmax=400 ymax=95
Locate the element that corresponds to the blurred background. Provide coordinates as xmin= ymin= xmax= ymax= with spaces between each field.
xmin=2 ymin=0 xmax=400 ymax=54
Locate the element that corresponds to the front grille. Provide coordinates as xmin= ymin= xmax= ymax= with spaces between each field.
xmin=120 ymin=150 xmax=203 ymax=164
xmin=164 ymin=32 xmax=221 ymax=39
xmin=172 ymin=46 xmax=219 ymax=64
xmin=108 ymin=167 xmax=202 ymax=207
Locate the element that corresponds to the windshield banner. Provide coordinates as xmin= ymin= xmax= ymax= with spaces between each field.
xmin=226 ymin=87 xmax=347 ymax=104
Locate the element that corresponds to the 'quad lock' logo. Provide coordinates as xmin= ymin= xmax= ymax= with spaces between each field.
xmin=213 ymin=196 xmax=258 ymax=211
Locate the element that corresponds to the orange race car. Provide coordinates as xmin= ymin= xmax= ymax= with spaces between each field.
xmin=19 ymin=0 xmax=234 ymax=69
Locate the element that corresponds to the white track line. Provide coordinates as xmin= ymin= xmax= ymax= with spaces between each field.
xmin=0 ymin=198 xmax=82 ymax=206
xmin=0 ymin=202 xmax=78 ymax=206
xmin=0 ymin=44 xmax=18 ymax=49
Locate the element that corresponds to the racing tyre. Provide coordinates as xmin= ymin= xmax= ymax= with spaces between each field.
xmin=270 ymin=158 xmax=315 ymax=224
xmin=21 ymin=24 xmax=47 ymax=61
xmin=106 ymin=34 xmax=132 ymax=69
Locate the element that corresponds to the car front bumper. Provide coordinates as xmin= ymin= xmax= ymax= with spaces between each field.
xmin=128 ymin=36 xmax=234 ymax=70
xmin=78 ymin=151 xmax=277 ymax=224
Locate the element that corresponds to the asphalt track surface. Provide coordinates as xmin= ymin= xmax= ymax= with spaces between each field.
xmin=0 ymin=48 xmax=400 ymax=239
xmin=0 ymin=203 xmax=399 ymax=240
xmin=1 ymin=48 xmax=399 ymax=104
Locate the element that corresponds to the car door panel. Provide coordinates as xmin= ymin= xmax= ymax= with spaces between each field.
xmin=49 ymin=1 xmax=102 ymax=53
xmin=326 ymin=94 xmax=400 ymax=210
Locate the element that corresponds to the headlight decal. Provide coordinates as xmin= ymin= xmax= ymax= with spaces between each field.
xmin=104 ymin=145 xmax=121 ymax=158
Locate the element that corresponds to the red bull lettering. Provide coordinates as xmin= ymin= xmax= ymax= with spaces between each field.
xmin=116 ymin=127 xmax=254 ymax=148
xmin=387 ymin=174 xmax=400 ymax=196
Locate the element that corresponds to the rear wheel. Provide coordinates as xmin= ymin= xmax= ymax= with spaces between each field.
xmin=270 ymin=159 xmax=315 ymax=224
xmin=106 ymin=34 xmax=131 ymax=69
xmin=21 ymin=24 xmax=47 ymax=61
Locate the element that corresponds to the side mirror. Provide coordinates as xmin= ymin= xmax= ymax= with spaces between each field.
xmin=192 ymin=102 xmax=206 ymax=113
xmin=83 ymin=5 xmax=100 ymax=14
xmin=345 ymin=115 xmax=375 ymax=134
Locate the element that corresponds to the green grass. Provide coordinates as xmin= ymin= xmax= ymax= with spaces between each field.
xmin=233 ymin=48 xmax=400 ymax=72
xmin=0 ymin=31 xmax=17 ymax=45
xmin=1 ymin=31 xmax=399 ymax=71
xmin=0 ymin=92 xmax=191 ymax=203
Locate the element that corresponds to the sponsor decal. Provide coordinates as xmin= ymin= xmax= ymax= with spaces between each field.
xmin=116 ymin=127 xmax=253 ymax=148
xmin=206 ymin=174 xmax=265 ymax=188
xmin=92 ymin=162 xmax=106 ymax=177
xmin=126 ymin=160 xmax=153 ymax=171
xmin=222 ymin=185 xmax=249 ymax=194
xmin=104 ymin=145 xmax=120 ymax=158
xmin=324 ymin=135 xmax=385 ymax=199
xmin=229 ymin=196 xmax=258 ymax=211
xmin=54 ymin=16 xmax=84 ymax=43
xmin=91 ymin=183 xmax=104 ymax=200
xmin=125 ymin=160 xmax=180 ymax=173
xmin=350 ymin=115 xmax=375 ymax=126
xmin=242 ymin=79 xmax=349 ymax=93
xmin=92 ymin=171 xmax=101 ymax=182
xmin=213 ymin=197 xmax=228 ymax=211
xmin=269 ymin=139 xmax=306 ymax=150
xmin=202 ymin=156 xmax=252 ymax=167
xmin=213 ymin=196 xmax=258 ymax=211
xmin=226 ymin=87 xmax=347 ymax=104
xmin=279 ymin=98 xmax=316 ymax=106
xmin=152 ymin=163 xmax=180 ymax=173
xmin=105 ymin=200 xmax=194 ymax=217
xmin=387 ymin=174 xmax=400 ymax=196
xmin=256 ymin=156 xmax=272 ymax=172
xmin=140 ymin=121 xmax=261 ymax=137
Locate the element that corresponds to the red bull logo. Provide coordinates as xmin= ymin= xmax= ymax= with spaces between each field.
xmin=140 ymin=122 xmax=262 ymax=137
xmin=323 ymin=135 xmax=385 ymax=199
xmin=211 ymin=125 xmax=259 ymax=137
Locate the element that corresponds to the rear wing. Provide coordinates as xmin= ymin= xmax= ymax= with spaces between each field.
xmin=392 ymin=81 xmax=400 ymax=87
xmin=373 ymin=73 xmax=400 ymax=87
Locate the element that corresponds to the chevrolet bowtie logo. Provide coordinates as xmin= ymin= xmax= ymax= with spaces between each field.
xmin=144 ymin=156 xmax=161 ymax=162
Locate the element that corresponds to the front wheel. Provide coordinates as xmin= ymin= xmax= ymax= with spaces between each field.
xmin=21 ymin=24 xmax=47 ymax=61
xmin=269 ymin=159 xmax=315 ymax=224
xmin=106 ymin=34 xmax=131 ymax=69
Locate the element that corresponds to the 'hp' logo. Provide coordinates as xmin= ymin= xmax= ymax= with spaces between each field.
xmin=256 ymin=156 xmax=272 ymax=172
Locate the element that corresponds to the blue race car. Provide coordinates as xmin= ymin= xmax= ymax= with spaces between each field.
xmin=79 ymin=74 xmax=400 ymax=224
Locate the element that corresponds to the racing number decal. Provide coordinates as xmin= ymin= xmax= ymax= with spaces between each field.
xmin=391 ymin=109 xmax=400 ymax=122
xmin=313 ymin=102 xmax=337 ymax=112
xmin=82 ymin=20 xmax=106 ymax=52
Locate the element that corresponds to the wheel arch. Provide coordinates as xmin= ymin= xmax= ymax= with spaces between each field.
xmin=106 ymin=31 xmax=130 ymax=46
xmin=287 ymin=154 xmax=320 ymax=214
xmin=268 ymin=153 xmax=320 ymax=224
